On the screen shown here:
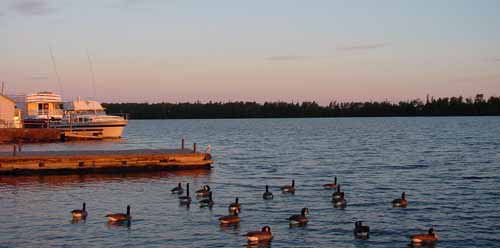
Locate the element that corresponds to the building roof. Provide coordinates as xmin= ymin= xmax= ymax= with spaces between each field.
xmin=0 ymin=94 xmax=16 ymax=104
xmin=26 ymin=92 xmax=62 ymax=103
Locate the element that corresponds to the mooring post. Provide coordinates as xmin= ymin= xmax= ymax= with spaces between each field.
xmin=182 ymin=138 xmax=185 ymax=149
xmin=193 ymin=143 xmax=197 ymax=153
xmin=12 ymin=145 xmax=16 ymax=156
xmin=18 ymin=141 xmax=22 ymax=152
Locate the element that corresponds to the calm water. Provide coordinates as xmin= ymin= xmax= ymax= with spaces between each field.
xmin=1 ymin=117 xmax=500 ymax=247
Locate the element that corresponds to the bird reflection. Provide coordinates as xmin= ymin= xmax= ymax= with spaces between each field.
xmin=70 ymin=218 xmax=86 ymax=224
xmin=408 ymin=243 xmax=436 ymax=248
xmin=106 ymin=220 xmax=131 ymax=229
xmin=289 ymin=222 xmax=307 ymax=228
xmin=246 ymin=241 xmax=272 ymax=248
xmin=219 ymin=223 xmax=240 ymax=234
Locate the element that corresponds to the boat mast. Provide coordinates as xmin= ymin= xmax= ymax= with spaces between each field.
xmin=49 ymin=46 xmax=64 ymax=96
xmin=86 ymin=49 xmax=97 ymax=100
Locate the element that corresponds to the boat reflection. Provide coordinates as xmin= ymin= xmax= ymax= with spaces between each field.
xmin=0 ymin=169 xmax=211 ymax=187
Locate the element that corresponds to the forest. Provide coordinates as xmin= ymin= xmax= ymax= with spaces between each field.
xmin=103 ymin=94 xmax=500 ymax=119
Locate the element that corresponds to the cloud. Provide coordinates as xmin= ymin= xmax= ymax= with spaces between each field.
xmin=266 ymin=55 xmax=335 ymax=61
xmin=337 ymin=43 xmax=386 ymax=51
xmin=10 ymin=0 xmax=53 ymax=16
xmin=31 ymin=73 xmax=49 ymax=80
xmin=113 ymin=0 xmax=164 ymax=9
xmin=266 ymin=56 xmax=311 ymax=61
xmin=451 ymin=74 xmax=500 ymax=84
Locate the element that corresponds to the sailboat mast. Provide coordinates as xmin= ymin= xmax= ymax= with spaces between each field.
xmin=49 ymin=46 xmax=64 ymax=96
xmin=86 ymin=49 xmax=97 ymax=100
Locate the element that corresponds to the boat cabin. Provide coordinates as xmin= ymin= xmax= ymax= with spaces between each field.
xmin=25 ymin=92 xmax=63 ymax=120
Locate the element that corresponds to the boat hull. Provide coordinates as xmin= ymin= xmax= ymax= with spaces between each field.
xmin=56 ymin=121 xmax=127 ymax=139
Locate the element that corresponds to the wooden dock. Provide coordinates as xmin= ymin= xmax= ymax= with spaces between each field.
xmin=0 ymin=128 xmax=62 ymax=144
xmin=0 ymin=149 xmax=213 ymax=175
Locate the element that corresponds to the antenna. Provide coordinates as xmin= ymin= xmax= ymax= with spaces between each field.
xmin=49 ymin=46 xmax=64 ymax=96
xmin=86 ymin=49 xmax=97 ymax=100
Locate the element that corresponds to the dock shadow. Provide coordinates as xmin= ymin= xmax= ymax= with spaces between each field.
xmin=0 ymin=169 xmax=211 ymax=187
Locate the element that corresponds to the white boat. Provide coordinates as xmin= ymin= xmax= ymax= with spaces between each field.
xmin=23 ymin=92 xmax=64 ymax=128
xmin=22 ymin=92 xmax=127 ymax=139
xmin=55 ymin=99 xmax=128 ymax=139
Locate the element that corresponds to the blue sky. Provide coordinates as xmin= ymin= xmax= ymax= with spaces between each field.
xmin=1 ymin=0 xmax=499 ymax=103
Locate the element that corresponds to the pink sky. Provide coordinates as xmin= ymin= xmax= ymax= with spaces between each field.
xmin=2 ymin=1 xmax=500 ymax=104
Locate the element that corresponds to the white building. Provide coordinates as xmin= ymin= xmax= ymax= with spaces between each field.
xmin=0 ymin=94 xmax=21 ymax=128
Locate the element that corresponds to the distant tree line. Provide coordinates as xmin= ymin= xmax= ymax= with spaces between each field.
xmin=103 ymin=94 xmax=500 ymax=119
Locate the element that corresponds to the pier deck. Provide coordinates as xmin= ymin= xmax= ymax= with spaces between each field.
xmin=0 ymin=149 xmax=213 ymax=175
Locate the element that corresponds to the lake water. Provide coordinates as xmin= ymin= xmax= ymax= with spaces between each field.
xmin=1 ymin=117 xmax=499 ymax=247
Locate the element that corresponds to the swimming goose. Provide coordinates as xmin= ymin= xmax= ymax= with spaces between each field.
xmin=263 ymin=185 xmax=273 ymax=200
xmin=322 ymin=176 xmax=338 ymax=189
xmin=229 ymin=197 xmax=241 ymax=213
xmin=281 ymin=180 xmax=295 ymax=193
xmin=171 ymin=182 xmax=184 ymax=194
xmin=354 ymin=221 xmax=370 ymax=239
xmin=392 ymin=192 xmax=408 ymax=207
xmin=105 ymin=205 xmax=131 ymax=222
xmin=179 ymin=183 xmax=192 ymax=205
xmin=332 ymin=184 xmax=345 ymax=201
xmin=333 ymin=197 xmax=347 ymax=208
xmin=199 ymin=191 xmax=214 ymax=208
xmin=246 ymin=226 xmax=273 ymax=243
xmin=219 ymin=208 xmax=240 ymax=225
xmin=410 ymin=227 xmax=438 ymax=244
xmin=195 ymin=185 xmax=211 ymax=197
xmin=71 ymin=202 xmax=88 ymax=219
xmin=288 ymin=207 xmax=309 ymax=225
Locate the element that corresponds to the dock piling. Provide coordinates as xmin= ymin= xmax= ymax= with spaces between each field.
xmin=182 ymin=139 xmax=185 ymax=149
xmin=193 ymin=143 xmax=197 ymax=153
xmin=12 ymin=145 xmax=17 ymax=156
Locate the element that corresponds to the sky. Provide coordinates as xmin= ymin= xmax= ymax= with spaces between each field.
xmin=1 ymin=0 xmax=500 ymax=104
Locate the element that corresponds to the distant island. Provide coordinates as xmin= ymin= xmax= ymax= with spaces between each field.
xmin=103 ymin=94 xmax=500 ymax=119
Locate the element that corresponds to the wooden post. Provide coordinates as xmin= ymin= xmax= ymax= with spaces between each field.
xmin=193 ymin=143 xmax=197 ymax=153
xmin=12 ymin=145 xmax=16 ymax=156
xmin=17 ymin=141 xmax=22 ymax=152
xmin=181 ymin=139 xmax=185 ymax=149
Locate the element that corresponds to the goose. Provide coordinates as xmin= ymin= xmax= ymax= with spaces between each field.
xmin=281 ymin=180 xmax=295 ymax=193
xmin=263 ymin=185 xmax=273 ymax=200
xmin=105 ymin=205 xmax=131 ymax=222
xmin=353 ymin=221 xmax=370 ymax=239
xmin=228 ymin=197 xmax=241 ymax=213
xmin=332 ymin=184 xmax=345 ymax=201
xmin=219 ymin=208 xmax=240 ymax=225
xmin=392 ymin=192 xmax=408 ymax=208
xmin=322 ymin=176 xmax=338 ymax=189
xmin=333 ymin=197 xmax=347 ymax=208
xmin=179 ymin=183 xmax=192 ymax=205
xmin=199 ymin=191 xmax=214 ymax=208
xmin=195 ymin=185 xmax=211 ymax=197
xmin=410 ymin=227 xmax=439 ymax=244
xmin=171 ymin=182 xmax=183 ymax=194
xmin=71 ymin=202 xmax=88 ymax=219
xmin=246 ymin=226 xmax=273 ymax=243
xmin=288 ymin=207 xmax=309 ymax=225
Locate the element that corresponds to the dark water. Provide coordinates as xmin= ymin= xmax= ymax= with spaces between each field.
xmin=1 ymin=117 xmax=500 ymax=247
